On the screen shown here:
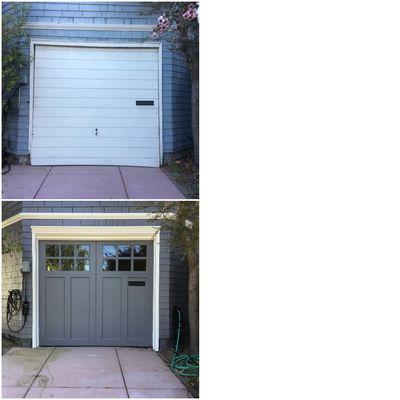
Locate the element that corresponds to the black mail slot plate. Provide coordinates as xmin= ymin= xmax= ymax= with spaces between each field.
xmin=129 ymin=281 xmax=145 ymax=286
xmin=136 ymin=100 xmax=154 ymax=106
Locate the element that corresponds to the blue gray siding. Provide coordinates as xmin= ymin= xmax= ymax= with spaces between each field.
xmin=2 ymin=201 xmax=23 ymax=220
xmin=3 ymin=2 xmax=192 ymax=161
xmin=2 ymin=201 xmax=189 ymax=349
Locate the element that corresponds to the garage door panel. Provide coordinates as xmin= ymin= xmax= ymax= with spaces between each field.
xmin=99 ymin=277 xmax=123 ymax=342
xmin=35 ymin=97 xmax=158 ymax=109
xmin=33 ymin=147 xmax=158 ymax=158
xmin=35 ymin=57 xmax=158 ymax=71
xmin=36 ymin=46 xmax=158 ymax=62
xmin=44 ymin=277 xmax=65 ymax=340
xmin=35 ymin=78 xmax=158 ymax=90
xmin=127 ymin=279 xmax=150 ymax=344
xmin=34 ymin=106 xmax=158 ymax=119
xmin=34 ymin=116 xmax=158 ymax=128
xmin=33 ymin=137 xmax=160 ymax=149
xmin=31 ymin=127 xmax=159 ymax=138
xmin=32 ymin=45 xmax=160 ymax=166
xmin=34 ymin=87 xmax=158 ymax=100
xmin=32 ymin=157 xmax=159 ymax=167
xmin=70 ymin=277 xmax=92 ymax=340
xmin=35 ymin=68 xmax=158 ymax=80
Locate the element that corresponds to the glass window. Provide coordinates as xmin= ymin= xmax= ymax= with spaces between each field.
xmin=46 ymin=258 xmax=59 ymax=271
xmin=103 ymin=245 xmax=116 ymax=258
xmin=134 ymin=259 xmax=146 ymax=271
xmin=46 ymin=244 xmax=59 ymax=257
xmin=61 ymin=245 xmax=74 ymax=257
xmin=61 ymin=259 xmax=74 ymax=271
xmin=118 ymin=259 xmax=131 ymax=271
xmin=100 ymin=243 xmax=147 ymax=272
xmin=102 ymin=259 xmax=116 ymax=271
xmin=76 ymin=259 xmax=90 ymax=272
xmin=118 ymin=245 xmax=131 ymax=257
xmin=77 ymin=245 xmax=90 ymax=258
xmin=133 ymin=245 xmax=146 ymax=257
xmin=46 ymin=243 xmax=92 ymax=272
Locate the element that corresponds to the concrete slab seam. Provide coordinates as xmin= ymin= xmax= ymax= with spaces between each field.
xmin=33 ymin=166 xmax=53 ymax=199
xmin=118 ymin=166 xmax=129 ymax=199
xmin=115 ymin=347 xmax=130 ymax=398
xmin=24 ymin=347 xmax=56 ymax=398
xmin=160 ymin=169 xmax=185 ymax=198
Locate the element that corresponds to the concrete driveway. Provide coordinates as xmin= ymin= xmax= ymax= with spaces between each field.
xmin=2 ymin=165 xmax=184 ymax=199
xmin=2 ymin=347 xmax=188 ymax=398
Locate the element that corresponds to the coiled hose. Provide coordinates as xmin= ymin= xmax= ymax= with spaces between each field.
xmin=6 ymin=289 xmax=27 ymax=333
xmin=170 ymin=307 xmax=199 ymax=378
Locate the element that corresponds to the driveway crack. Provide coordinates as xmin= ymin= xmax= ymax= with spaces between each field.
xmin=33 ymin=166 xmax=53 ymax=199
xmin=118 ymin=167 xmax=129 ymax=199
xmin=23 ymin=347 xmax=56 ymax=398
xmin=115 ymin=347 xmax=129 ymax=398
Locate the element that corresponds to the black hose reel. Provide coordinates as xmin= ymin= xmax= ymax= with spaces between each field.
xmin=6 ymin=289 xmax=29 ymax=333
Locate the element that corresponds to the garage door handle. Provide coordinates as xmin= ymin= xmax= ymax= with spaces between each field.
xmin=95 ymin=128 xmax=98 ymax=136
xmin=136 ymin=100 xmax=154 ymax=106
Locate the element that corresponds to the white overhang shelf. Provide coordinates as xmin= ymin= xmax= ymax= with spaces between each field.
xmin=2 ymin=212 xmax=175 ymax=229
xmin=24 ymin=22 xmax=154 ymax=31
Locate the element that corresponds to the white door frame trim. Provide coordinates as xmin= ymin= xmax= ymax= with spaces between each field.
xmin=28 ymin=39 xmax=163 ymax=166
xmin=31 ymin=225 xmax=161 ymax=351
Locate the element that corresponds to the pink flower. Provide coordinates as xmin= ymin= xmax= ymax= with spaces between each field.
xmin=183 ymin=7 xmax=198 ymax=21
xmin=157 ymin=15 xmax=171 ymax=29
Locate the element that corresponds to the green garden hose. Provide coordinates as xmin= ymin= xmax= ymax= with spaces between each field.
xmin=171 ymin=308 xmax=199 ymax=378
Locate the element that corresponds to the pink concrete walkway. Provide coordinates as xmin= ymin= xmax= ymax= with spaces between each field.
xmin=2 ymin=347 xmax=188 ymax=398
xmin=2 ymin=165 xmax=184 ymax=199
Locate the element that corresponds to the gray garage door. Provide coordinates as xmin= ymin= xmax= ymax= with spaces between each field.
xmin=39 ymin=241 xmax=153 ymax=346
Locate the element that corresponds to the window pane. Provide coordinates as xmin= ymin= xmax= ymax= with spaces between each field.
xmin=76 ymin=259 xmax=90 ymax=272
xmin=118 ymin=259 xmax=131 ymax=271
xmin=103 ymin=245 xmax=116 ymax=258
xmin=134 ymin=259 xmax=146 ymax=271
xmin=46 ymin=244 xmax=59 ymax=257
xmin=133 ymin=245 xmax=146 ymax=257
xmin=46 ymin=258 xmax=59 ymax=271
xmin=61 ymin=259 xmax=74 ymax=271
xmin=102 ymin=259 xmax=116 ymax=271
xmin=77 ymin=245 xmax=90 ymax=258
xmin=61 ymin=245 xmax=74 ymax=258
xmin=118 ymin=245 xmax=131 ymax=257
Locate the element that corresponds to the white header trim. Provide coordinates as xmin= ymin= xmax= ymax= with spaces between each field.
xmin=25 ymin=22 xmax=154 ymax=32
xmin=29 ymin=39 xmax=160 ymax=49
xmin=31 ymin=225 xmax=161 ymax=351
xmin=2 ymin=212 xmax=175 ymax=229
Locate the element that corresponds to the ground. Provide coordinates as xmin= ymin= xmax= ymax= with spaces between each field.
xmin=159 ymin=348 xmax=199 ymax=398
xmin=2 ymin=336 xmax=16 ymax=355
xmin=2 ymin=347 xmax=189 ymax=398
xmin=162 ymin=155 xmax=199 ymax=198
xmin=2 ymin=165 xmax=186 ymax=199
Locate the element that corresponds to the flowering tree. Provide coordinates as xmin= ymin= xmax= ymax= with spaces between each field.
xmin=150 ymin=2 xmax=199 ymax=164
xmin=152 ymin=201 xmax=199 ymax=353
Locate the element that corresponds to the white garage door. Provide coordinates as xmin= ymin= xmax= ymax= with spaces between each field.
xmin=31 ymin=45 xmax=160 ymax=167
